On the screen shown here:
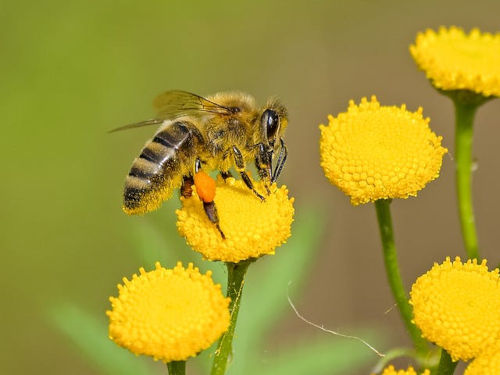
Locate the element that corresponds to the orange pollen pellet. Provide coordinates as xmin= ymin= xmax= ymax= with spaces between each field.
xmin=194 ymin=171 xmax=216 ymax=203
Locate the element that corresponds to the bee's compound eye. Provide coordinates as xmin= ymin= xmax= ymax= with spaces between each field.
xmin=261 ymin=109 xmax=279 ymax=139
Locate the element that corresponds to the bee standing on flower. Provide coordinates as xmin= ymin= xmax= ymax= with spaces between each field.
xmin=112 ymin=91 xmax=288 ymax=238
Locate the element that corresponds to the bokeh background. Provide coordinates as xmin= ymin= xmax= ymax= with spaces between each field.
xmin=2 ymin=1 xmax=500 ymax=374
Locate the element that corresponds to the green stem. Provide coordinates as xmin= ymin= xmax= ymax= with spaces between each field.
xmin=433 ymin=349 xmax=457 ymax=375
xmin=454 ymin=100 xmax=480 ymax=259
xmin=167 ymin=361 xmax=186 ymax=375
xmin=211 ymin=260 xmax=252 ymax=375
xmin=374 ymin=200 xmax=428 ymax=354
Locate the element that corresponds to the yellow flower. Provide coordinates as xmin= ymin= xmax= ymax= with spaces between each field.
xmin=176 ymin=177 xmax=294 ymax=263
xmin=465 ymin=345 xmax=500 ymax=375
xmin=107 ymin=262 xmax=230 ymax=362
xmin=319 ymin=96 xmax=447 ymax=205
xmin=410 ymin=26 xmax=500 ymax=97
xmin=372 ymin=365 xmax=430 ymax=375
xmin=410 ymin=257 xmax=500 ymax=361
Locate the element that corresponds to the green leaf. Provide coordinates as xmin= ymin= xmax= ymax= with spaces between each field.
xmin=257 ymin=333 xmax=383 ymax=375
xmin=47 ymin=304 xmax=156 ymax=375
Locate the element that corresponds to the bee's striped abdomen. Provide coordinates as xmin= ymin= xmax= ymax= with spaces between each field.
xmin=123 ymin=120 xmax=202 ymax=214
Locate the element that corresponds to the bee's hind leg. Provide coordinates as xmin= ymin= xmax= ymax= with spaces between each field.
xmin=202 ymin=201 xmax=225 ymax=239
xmin=232 ymin=146 xmax=265 ymax=201
xmin=193 ymin=158 xmax=225 ymax=239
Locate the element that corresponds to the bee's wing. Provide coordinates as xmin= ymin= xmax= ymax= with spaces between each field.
xmin=154 ymin=90 xmax=233 ymax=118
xmin=109 ymin=91 xmax=231 ymax=133
xmin=108 ymin=119 xmax=164 ymax=133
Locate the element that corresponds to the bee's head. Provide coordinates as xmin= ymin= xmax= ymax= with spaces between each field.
xmin=260 ymin=98 xmax=288 ymax=149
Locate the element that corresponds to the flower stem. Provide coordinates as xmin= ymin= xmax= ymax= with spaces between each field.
xmin=167 ymin=361 xmax=186 ymax=375
xmin=211 ymin=260 xmax=252 ymax=375
xmin=433 ymin=349 xmax=457 ymax=375
xmin=454 ymin=99 xmax=480 ymax=260
xmin=374 ymin=199 xmax=428 ymax=355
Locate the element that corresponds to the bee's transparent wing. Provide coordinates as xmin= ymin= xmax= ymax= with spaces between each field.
xmin=108 ymin=119 xmax=164 ymax=133
xmin=109 ymin=91 xmax=231 ymax=133
xmin=154 ymin=90 xmax=233 ymax=118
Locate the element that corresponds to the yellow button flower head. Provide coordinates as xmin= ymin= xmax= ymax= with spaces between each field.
xmin=372 ymin=365 xmax=430 ymax=375
xmin=319 ymin=96 xmax=447 ymax=205
xmin=465 ymin=345 xmax=500 ymax=375
xmin=107 ymin=262 xmax=230 ymax=362
xmin=177 ymin=177 xmax=294 ymax=263
xmin=410 ymin=257 xmax=500 ymax=361
xmin=410 ymin=26 xmax=500 ymax=97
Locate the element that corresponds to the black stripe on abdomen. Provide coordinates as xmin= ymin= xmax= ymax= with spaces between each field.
xmin=139 ymin=147 xmax=162 ymax=163
xmin=128 ymin=166 xmax=154 ymax=179
xmin=153 ymin=129 xmax=180 ymax=147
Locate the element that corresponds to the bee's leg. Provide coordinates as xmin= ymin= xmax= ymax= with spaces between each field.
xmin=232 ymin=145 xmax=265 ymax=201
xmin=180 ymin=175 xmax=194 ymax=198
xmin=220 ymin=149 xmax=234 ymax=181
xmin=222 ymin=148 xmax=232 ymax=160
xmin=254 ymin=143 xmax=273 ymax=194
xmin=255 ymin=161 xmax=271 ymax=195
xmin=254 ymin=159 xmax=271 ymax=194
xmin=193 ymin=158 xmax=225 ymax=239
xmin=220 ymin=171 xmax=233 ymax=181
xmin=203 ymin=201 xmax=225 ymax=239
xmin=271 ymin=138 xmax=288 ymax=183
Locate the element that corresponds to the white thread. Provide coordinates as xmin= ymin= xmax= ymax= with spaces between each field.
xmin=287 ymin=283 xmax=385 ymax=357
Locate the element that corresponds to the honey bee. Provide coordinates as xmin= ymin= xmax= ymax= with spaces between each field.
xmin=113 ymin=90 xmax=288 ymax=238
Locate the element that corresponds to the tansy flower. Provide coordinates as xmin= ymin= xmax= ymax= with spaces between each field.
xmin=319 ymin=96 xmax=447 ymax=205
xmin=107 ymin=262 xmax=230 ymax=362
xmin=465 ymin=345 xmax=500 ymax=375
xmin=372 ymin=365 xmax=430 ymax=375
xmin=410 ymin=257 xmax=500 ymax=361
xmin=176 ymin=177 xmax=294 ymax=263
xmin=410 ymin=26 xmax=500 ymax=97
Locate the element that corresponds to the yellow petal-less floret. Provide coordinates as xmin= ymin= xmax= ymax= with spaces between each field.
xmin=410 ymin=257 xmax=500 ymax=361
xmin=410 ymin=26 xmax=500 ymax=97
xmin=319 ymin=96 xmax=447 ymax=205
xmin=372 ymin=365 xmax=430 ymax=375
xmin=107 ymin=262 xmax=230 ymax=362
xmin=465 ymin=346 xmax=500 ymax=375
xmin=176 ymin=177 xmax=294 ymax=263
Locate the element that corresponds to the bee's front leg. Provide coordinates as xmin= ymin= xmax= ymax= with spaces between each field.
xmin=254 ymin=143 xmax=273 ymax=194
xmin=232 ymin=145 xmax=265 ymax=201
xmin=271 ymin=138 xmax=287 ymax=183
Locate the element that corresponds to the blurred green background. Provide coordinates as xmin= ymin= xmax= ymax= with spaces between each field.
xmin=2 ymin=0 xmax=500 ymax=374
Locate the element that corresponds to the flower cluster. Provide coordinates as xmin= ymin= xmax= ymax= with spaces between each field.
xmin=319 ymin=96 xmax=447 ymax=205
xmin=107 ymin=262 xmax=230 ymax=362
xmin=465 ymin=346 xmax=500 ymax=374
xmin=410 ymin=257 xmax=500 ymax=362
xmin=410 ymin=26 xmax=500 ymax=97
xmin=176 ymin=177 xmax=294 ymax=263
